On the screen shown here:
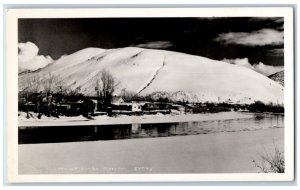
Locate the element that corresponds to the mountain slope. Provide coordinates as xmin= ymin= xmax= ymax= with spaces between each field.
xmin=19 ymin=47 xmax=284 ymax=104
xmin=269 ymin=71 xmax=284 ymax=86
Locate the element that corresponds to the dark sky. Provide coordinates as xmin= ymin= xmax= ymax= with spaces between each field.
xmin=18 ymin=17 xmax=284 ymax=66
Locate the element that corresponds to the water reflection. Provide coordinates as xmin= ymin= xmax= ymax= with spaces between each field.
xmin=19 ymin=113 xmax=284 ymax=144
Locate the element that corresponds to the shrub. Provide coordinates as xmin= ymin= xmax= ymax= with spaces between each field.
xmin=249 ymin=101 xmax=284 ymax=113
xmin=253 ymin=144 xmax=285 ymax=173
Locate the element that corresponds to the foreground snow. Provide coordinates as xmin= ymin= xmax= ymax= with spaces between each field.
xmin=18 ymin=111 xmax=255 ymax=127
xmin=18 ymin=128 xmax=284 ymax=174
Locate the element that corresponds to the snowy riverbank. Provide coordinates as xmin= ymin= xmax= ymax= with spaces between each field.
xmin=18 ymin=111 xmax=256 ymax=127
xmin=19 ymin=127 xmax=284 ymax=174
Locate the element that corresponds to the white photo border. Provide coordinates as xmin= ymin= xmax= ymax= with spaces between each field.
xmin=5 ymin=7 xmax=295 ymax=183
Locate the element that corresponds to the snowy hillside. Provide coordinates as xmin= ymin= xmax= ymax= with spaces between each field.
xmin=19 ymin=47 xmax=284 ymax=104
xmin=269 ymin=71 xmax=284 ymax=86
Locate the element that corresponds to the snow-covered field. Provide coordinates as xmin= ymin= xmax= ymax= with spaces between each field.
xmin=18 ymin=111 xmax=255 ymax=127
xmin=18 ymin=127 xmax=284 ymax=174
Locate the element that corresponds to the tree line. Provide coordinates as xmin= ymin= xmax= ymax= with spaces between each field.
xmin=19 ymin=69 xmax=117 ymax=118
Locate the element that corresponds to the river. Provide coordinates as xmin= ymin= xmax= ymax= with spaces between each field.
xmin=19 ymin=112 xmax=284 ymax=144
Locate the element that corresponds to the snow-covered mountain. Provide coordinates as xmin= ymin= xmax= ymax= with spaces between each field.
xmin=19 ymin=47 xmax=284 ymax=104
xmin=269 ymin=71 xmax=284 ymax=86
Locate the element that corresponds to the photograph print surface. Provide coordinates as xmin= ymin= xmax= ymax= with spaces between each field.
xmin=7 ymin=7 xmax=294 ymax=182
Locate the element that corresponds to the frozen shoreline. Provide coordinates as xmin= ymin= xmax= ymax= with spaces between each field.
xmin=18 ymin=111 xmax=256 ymax=127
xmin=19 ymin=128 xmax=284 ymax=174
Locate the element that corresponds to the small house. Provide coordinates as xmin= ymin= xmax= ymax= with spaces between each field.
xmin=132 ymin=102 xmax=142 ymax=112
xmin=171 ymin=104 xmax=185 ymax=114
xmin=112 ymin=96 xmax=124 ymax=105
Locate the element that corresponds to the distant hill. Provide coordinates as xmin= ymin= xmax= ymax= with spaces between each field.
xmin=19 ymin=47 xmax=284 ymax=105
xmin=268 ymin=71 xmax=284 ymax=86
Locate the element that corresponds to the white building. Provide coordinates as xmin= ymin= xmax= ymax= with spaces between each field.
xmin=131 ymin=102 xmax=142 ymax=112
xmin=112 ymin=96 xmax=124 ymax=105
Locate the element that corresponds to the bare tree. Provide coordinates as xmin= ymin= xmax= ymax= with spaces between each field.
xmin=23 ymin=75 xmax=42 ymax=93
xmin=19 ymin=75 xmax=42 ymax=118
xmin=101 ymin=69 xmax=115 ymax=108
xmin=95 ymin=78 xmax=102 ymax=98
xmin=121 ymin=89 xmax=136 ymax=101
xmin=101 ymin=69 xmax=115 ymax=99
xmin=253 ymin=143 xmax=285 ymax=173
xmin=21 ymin=73 xmax=68 ymax=95
xmin=42 ymin=72 xmax=65 ymax=94
xmin=94 ymin=69 xmax=117 ymax=111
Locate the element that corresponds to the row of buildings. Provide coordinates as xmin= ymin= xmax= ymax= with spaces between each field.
xmin=19 ymin=91 xmax=252 ymax=118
